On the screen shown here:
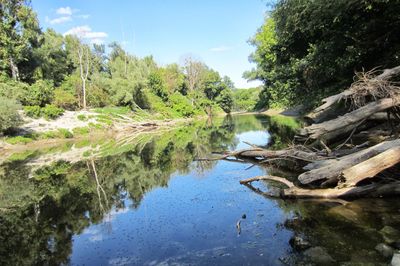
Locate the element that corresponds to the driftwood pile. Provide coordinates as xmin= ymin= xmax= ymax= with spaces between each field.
xmin=220 ymin=66 xmax=400 ymax=199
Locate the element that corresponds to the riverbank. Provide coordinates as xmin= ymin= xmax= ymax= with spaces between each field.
xmin=0 ymin=107 xmax=198 ymax=153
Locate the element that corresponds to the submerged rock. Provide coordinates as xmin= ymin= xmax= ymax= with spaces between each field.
xmin=289 ymin=235 xmax=311 ymax=251
xmin=303 ymin=246 xmax=335 ymax=265
xmin=375 ymin=243 xmax=394 ymax=258
xmin=391 ymin=251 xmax=400 ymax=266
xmin=380 ymin=226 xmax=400 ymax=244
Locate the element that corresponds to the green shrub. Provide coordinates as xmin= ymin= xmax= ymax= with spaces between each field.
xmin=24 ymin=80 xmax=54 ymax=107
xmin=77 ymin=114 xmax=87 ymax=121
xmin=0 ymin=98 xmax=22 ymax=134
xmin=53 ymin=88 xmax=78 ymax=110
xmin=170 ymin=92 xmax=194 ymax=117
xmin=5 ymin=136 xmax=33 ymax=144
xmin=72 ymin=127 xmax=90 ymax=135
xmin=41 ymin=104 xmax=64 ymax=120
xmin=24 ymin=105 xmax=64 ymax=120
xmin=24 ymin=105 xmax=42 ymax=118
xmin=57 ymin=128 xmax=73 ymax=138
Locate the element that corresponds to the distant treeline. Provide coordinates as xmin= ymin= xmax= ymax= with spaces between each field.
xmin=0 ymin=0 xmax=236 ymax=133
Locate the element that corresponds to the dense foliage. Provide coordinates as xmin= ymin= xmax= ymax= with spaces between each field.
xmin=246 ymin=0 xmax=400 ymax=109
xmin=0 ymin=97 xmax=22 ymax=134
xmin=0 ymin=0 xmax=235 ymax=134
xmin=232 ymin=87 xmax=262 ymax=111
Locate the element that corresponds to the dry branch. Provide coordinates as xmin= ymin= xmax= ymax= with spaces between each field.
xmin=306 ymin=66 xmax=400 ymax=123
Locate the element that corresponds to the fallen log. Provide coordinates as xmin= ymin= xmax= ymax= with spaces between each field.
xmin=200 ymin=147 xmax=328 ymax=163
xmin=299 ymin=98 xmax=399 ymax=142
xmin=338 ymin=146 xmax=400 ymax=187
xmin=299 ymin=139 xmax=400 ymax=185
xmin=240 ymin=175 xmax=400 ymax=199
xmin=306 ymin=66 xmax=400 ymax=123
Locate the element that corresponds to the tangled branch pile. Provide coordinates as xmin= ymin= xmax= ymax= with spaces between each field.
xmin=218 ymin=66 xmax=400 ymax=199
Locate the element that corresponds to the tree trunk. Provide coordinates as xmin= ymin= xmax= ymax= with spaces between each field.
xmin=298 ymin=139 xmax=400 ymax=185
xmin=240 ymin=175 xmax=400 ymax=199
xmin=299 ymin=98 xmax=398 ymax=142
xmin=338 ymin=146 xmax=400 ymax=187
xmin=9 ymin=57 xmax=19 ymax=81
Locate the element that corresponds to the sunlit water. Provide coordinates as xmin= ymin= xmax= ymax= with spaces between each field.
xmin=0 ymin=114 xmax=399 ymax=265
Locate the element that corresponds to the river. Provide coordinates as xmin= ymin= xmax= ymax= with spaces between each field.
xmin=0 ymin=114 xmax=399 ymax=265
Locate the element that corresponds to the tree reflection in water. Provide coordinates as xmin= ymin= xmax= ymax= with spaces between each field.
xmin=0 ymin=115 xmax=266 ymax=265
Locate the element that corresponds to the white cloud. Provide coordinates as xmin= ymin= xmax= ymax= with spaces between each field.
xmin=56 ymin=7 xmax=73 ymax=16
xmin=64 ymin=25 xmax=108 ymax=44
xmin=77 ymin=14 xmax=90 ymax=19
xmin=210 ymin=46 xmax=233 ymax=52
xmin=49 ymin=16 xmax=72 ymax=25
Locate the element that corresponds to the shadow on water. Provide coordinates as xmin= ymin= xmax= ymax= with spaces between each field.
xmin=0 ymin=114 xmax=399 ymax=265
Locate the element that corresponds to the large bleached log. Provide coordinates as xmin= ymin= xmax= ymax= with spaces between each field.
xmin=306 ymin=66 xmax=400 ymax=123
xmin=240 ymin=175 xmax=400 ymax=199
xmin=299 ymin=98 xmax=398 ymax=142
xmin=338 ymin=147 xmax=400 ymax=187
xmin=298 ymin=139 xmax=400 ymax=185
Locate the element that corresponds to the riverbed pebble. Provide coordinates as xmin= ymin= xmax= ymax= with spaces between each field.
xmin=375 ymin=243 xmax=394 ymax=258
xmin=303 ymin=246 xmax=335 ymax=265
xmin=391 ymin=251 xmax=400 ymax=266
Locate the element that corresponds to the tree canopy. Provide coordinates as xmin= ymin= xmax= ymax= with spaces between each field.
xmin=246 ymin=0 xmax=400 ymax=109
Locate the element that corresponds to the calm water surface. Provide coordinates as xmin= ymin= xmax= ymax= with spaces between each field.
xmin=0 ymin=114 xmax=399 ymax=265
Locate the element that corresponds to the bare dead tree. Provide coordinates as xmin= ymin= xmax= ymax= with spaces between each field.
xmin=183 ymin=56 xmax=204 ymax=92
xmin=77 ymin=44 xmax=91 ymax=109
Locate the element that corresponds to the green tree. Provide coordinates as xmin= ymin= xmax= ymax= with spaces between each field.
xmin=0 ymin=0 xmax=41 ymax=81
xmin=247 ymin=0 xmax=400 ymax=109
xmin=32 ymin=29 xmax=72 ymax=86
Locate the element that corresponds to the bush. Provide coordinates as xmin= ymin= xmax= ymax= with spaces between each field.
xmin=53 ymin=88 xmax=78 ymax=110
xmin=24 ymin=105 xmax=64 ymax=120
xmin=77 ymin=114 xmax=87 ymax=121
xmin=57 ymin=128 xmax=73 ymax=138
xmin=0 ymin=98 xmax=22 ymax=134
xmin=24 ymin=106 xmax=42 ymax=118
xmin=169 ymin=92 xmax=195 ymax=117
xmin=23 ymin=80 xmax=54 ymax=107
xmin=41 ymin=104 xmax=64 ymax=120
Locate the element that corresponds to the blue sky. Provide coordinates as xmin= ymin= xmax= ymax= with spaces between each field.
xmin=31 ymin=0 xmax=268 ymax=88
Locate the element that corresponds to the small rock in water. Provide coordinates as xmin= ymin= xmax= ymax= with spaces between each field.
xmin=303 ymin=246 xmax=335 ymax=265
xmin=380 ymin=226 xmax=400 ymax=244
xmin=289 ymin=235 xmax=311 ymax=251
xmin=375 ymin=243 xmax=394 ymax=258
xmin=391 ymin=251 xmax=400 ymax=266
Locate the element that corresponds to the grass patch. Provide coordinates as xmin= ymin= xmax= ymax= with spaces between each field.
xmin=6 ymin=150 xmax=37 ymax=162
xmin=41 ymin=128 xmax=73 ymax=139
xmin=77 ymin=114 xmax=88 ymax=121
xmin=5 ymin=136 xmax=34 ymax=144
xmin=72 ymin=126 xmax=90 ymax=135
xmin=94 ymin=106 xmax=131 ymax=115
